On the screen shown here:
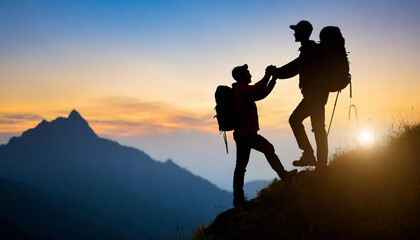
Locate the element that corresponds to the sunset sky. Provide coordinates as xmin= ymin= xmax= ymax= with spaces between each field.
xmin=1 ymin=0 xmax=419 ymax=190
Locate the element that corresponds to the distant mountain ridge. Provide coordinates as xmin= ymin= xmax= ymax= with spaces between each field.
xmin=0 ymin=110 xmax=232 ymax=239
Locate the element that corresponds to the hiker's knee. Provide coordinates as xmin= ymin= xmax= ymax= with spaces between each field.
xmin=289 ymin=114 xmax=295 ymax=125
xmin=289 ymin=113 xmax=301 ymax=127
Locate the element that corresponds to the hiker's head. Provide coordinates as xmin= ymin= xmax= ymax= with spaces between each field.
xmin=290 ymin=20 xmax=312 ymax=42
xmin=232 ymin=64 xmax=251 ymax=83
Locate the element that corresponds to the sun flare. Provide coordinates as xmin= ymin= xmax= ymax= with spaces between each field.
xmin=359 ymin=128 xmax=375 ymax=146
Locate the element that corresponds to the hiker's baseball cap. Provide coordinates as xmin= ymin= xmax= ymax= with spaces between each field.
xmin=290 ymin=20 xmax=313 ymax=33
xmin=232 ymin=64 xmax=248 ymax=81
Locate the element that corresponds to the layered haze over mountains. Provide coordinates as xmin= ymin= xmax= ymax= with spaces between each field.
xmin=0 ymin=110 xmax=232 ymax=239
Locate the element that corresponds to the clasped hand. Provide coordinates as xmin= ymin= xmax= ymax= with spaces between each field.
xmin=265 ymin=65 xmax=277 ymax=76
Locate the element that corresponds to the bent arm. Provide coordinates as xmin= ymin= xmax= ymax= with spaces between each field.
xmin=238 ymin=73 xmax=271 ymax=96
xmin=252 ymin=72 xmax=271 ymax=93
xmin=255 ymin=78 xmax=276 ymax=101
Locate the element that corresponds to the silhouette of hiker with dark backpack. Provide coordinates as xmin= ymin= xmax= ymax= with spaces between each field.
xmin=229 ymin=64 xmax=297 ymax=207
xmin=273 ymin=20 xmax=330 ymax=169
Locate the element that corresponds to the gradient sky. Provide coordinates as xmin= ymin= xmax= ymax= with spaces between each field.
xmin=1 ymin=0 xmax=419 ymax=190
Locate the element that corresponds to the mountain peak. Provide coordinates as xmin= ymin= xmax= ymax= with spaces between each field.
xmin=13 ymin=110 xmax=98 ymax=144
xmin=63 ymin=110 xmax=96 ymax=138
xmin=68 ymin=109 xmax=83 ymax=121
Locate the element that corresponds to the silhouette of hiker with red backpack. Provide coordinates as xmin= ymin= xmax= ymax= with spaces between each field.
xmin=230 ymin=64 xmax=297 ymax=207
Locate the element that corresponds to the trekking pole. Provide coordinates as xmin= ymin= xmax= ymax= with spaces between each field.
xmin=223 ymin=131 xmax=229 ymax=154
xmin=327 ymin=91 xmax=340 ymax=137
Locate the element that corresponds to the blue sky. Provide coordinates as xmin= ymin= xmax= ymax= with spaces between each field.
xmin=1 ymin=0 xmax=419 ymax=190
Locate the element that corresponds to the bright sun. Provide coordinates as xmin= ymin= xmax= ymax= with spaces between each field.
xmin=359 ymin=128 xmax=375 ymax=146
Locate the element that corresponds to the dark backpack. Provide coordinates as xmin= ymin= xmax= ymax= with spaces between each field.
xmin=214 ymin=85 xmax=236 ymax=131
xmin=319 ymin=26 xmax=351 ymax=93
xmin=214 ymin=85 xmax=236 ymax=153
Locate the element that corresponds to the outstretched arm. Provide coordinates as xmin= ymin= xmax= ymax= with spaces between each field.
xmin=274 ymin=58 xmax=299 ymax=79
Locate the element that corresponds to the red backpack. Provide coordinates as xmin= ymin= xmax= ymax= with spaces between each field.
xmin=214 ymin=85 xmax=236 ymax=153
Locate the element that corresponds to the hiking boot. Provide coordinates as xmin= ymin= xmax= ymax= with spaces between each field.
xmin=233 ymin=196 xmax=248 ymax=208
xmin=293 ymin=152 xmax=317 ymax=167
xmin=279 ymin=169 xmax=298 ymax=181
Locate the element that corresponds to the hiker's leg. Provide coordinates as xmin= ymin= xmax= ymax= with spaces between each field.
xmin=250 ymin=134 xmax=285 ymax=176
xmin=289 ymin=98 xmax=313 ymax=153
xmin=309 ymin=91 xmax=329 ymax=166
xmin=233 ymin=134 xmax=251 ymax=199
